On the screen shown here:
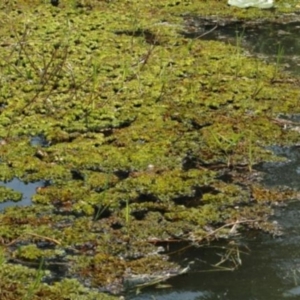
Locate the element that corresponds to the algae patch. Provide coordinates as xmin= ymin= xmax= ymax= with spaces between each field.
xmin=0 ymin=0 xmax=300 ymax=298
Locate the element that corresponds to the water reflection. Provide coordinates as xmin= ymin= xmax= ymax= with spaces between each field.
xmin=183 ymin=19 xmax=300 ymax=75
xmin=0 ymin=178 xmax=45 ymax=211
xmin=258 ymin=145 xmax=300 ymax=189
xmin=129 ymin=146 xmax=300 ymax=299
xmin=132 ymin=290 xmax=211 ymax=300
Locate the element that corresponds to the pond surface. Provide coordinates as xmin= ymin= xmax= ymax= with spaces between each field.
xmin=183 ymin=18 xmax=300 ymax=75
xmin=1 ymin=13 xmax=300 ymax=300
xmin=0 ymin=178 xmax=45 ymax=211
xmin=126 ymin=19 xmax=300 ymax=299
xmin=127 ymin=146 xmax=300 ymax=299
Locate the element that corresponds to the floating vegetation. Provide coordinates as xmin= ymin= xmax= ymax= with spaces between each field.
xmin=0 ymin=0 xmax=300 ymax=298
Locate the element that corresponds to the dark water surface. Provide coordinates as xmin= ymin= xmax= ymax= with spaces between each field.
xmin=183 ymin=19 xmax=300 ymax=75
xmin=128 ymin=20 xmax=300 ymax=300
xmin=3 ymin=147 xmax=300 ymax=299
xmin=127 ymin=146 xmax=300 ymax=300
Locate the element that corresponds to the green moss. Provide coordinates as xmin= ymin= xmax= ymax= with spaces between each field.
xmin=14 ymin=244 xmax=56 ymax=261
xmin=0 ymin=0 xmax=299 ymax=298
xmin=0 ymin=256 xmax=116 ymax=299
xmin=0 ymin=186 xmax=22 ymax=202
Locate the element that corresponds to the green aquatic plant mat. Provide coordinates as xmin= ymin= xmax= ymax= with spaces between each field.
xmin=0 ymin=0 xmax=300 ymax=297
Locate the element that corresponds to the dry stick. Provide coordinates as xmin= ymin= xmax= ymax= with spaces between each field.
xmin=13 ymin=23 xmax=69 ymax=97
xmin=26 ymin=232 xmax=61 ymax=245
xmin=151 ymin=219 xmax=256 ymax=259
xmin=14 ymin=23 xmax=65 ymax=85
xmin=126 ymin=44 xmax=155 ymax=81
xmin=195 ymin=24 xmax=218 ymax=39
xmin=203 ymin=219 xmax=256 ymax=240
xmin=1 ymin=25 xmax=28 ymax=74
xmin=15 ymin=24 xmax=40 ymax=75
xmin=5 ymin=35 xmax=69 ymax=138
xmin=10 ymin=257 xmax=68 ymax=267
xmin=4 ymin=232 xmax=61 ymax=247
xmin=150 ymin=219 xmax=257 ymax=245
xmin=3 ymin=237 xmax=20 ymax=247
xmin=61 ymin=74 xmax=109 ymax=127
xmin=8 ymin=26 xmax=33 ymax=78
xmin=214 ymin=248 xmax=236 ymax=267
xmin=58 ymin=55 xmax=113 ymax=123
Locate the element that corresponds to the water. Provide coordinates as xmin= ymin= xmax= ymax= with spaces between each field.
xmin=2 ymin=21 xmax=300 ymax=299
xmin=126 ymin=146 xmax=300 ymax=299
xmin=0 ymin=136 xmax=48 ymax=210
xmin=183 ymin=19 xmax=300 ymax=75
xmin=0 ymin=178 xmax=45 ymax=211
xmin=127 ymin=17 xmax=300 ymax=296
